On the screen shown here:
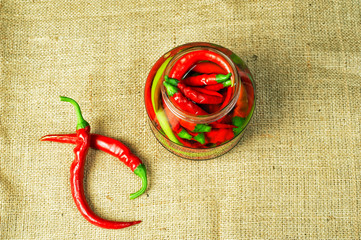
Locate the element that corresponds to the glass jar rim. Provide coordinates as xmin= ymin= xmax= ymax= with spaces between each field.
xmin=161 ymin=46 xmax=241 ymax=124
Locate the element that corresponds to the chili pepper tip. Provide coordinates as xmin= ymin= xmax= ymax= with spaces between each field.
xmin=130 ymin=164 xmax=148 ymax=200
xmin=60 ymin=96 xmax=89 ymax=130
xmin=39 ymin=135 xmax=56 ymax=142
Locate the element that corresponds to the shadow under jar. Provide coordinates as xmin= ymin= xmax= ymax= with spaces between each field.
xmin=144 ymin=42 xmax=255 ymax=160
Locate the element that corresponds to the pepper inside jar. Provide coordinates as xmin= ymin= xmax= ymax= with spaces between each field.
xmin=145 ymin=43 xmax=255 ymax=160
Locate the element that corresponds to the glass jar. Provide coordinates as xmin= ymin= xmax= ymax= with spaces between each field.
xmin=144 ymin=42 xmax=255 ymax=160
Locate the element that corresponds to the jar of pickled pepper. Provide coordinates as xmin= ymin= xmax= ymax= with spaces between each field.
xmin=144 ymin=42 xmax=255 ymax=160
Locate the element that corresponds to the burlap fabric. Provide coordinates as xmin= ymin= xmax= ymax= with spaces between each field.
xmin=1 ymin=0 xmax=360 ymax=239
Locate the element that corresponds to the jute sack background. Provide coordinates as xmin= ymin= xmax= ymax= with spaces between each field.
xmin=0 ymin=0 xmax=360 ymax=239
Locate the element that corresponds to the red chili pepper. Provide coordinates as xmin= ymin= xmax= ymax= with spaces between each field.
xmin=232 ymin=72 xmax=255 ymax=119
xmin=167 ymin=78 xmax=223 ymax=104
xmin=163 ymin=102 xmax=206 ymax=147
xmin=183 ymin=73 xmax=231 ymax=86
xmin=218 ymin=86 xmax=233 ymax=110
xmin=211 ymin=87 xmax=236 ymax=125
xmin=53 ymin=96 xmax=141 ymax=229
xmin=213 ymin=73 xmax=252 ymax=124
xmin=205 ymin=128 xmax=234 ymax=145
xmin=240 ymin=72 xmax=255 ymax=118
xmin=178 ymin=118 xmax=211 ymax=132
xmin=174 ymin=134 xmax=205 ymax=148
xmin=202 ymin=103 xmax=221 ymax=114
xmin=162 ymin=98 xmax=211 ymax=134
xmin=145 ymin=53 xmax=169 ymax=123
xmin=215 ymin=113 xmax=233 ymax=124
xmin=162 ymin=100 xmax=192 ymax=140
xmin=40 ymin=133 xmax=147 ymax=197
xmin=174 ymin=134 xmax=193 ymax=147
xmin=168 ymin=50 xmax=234 ymax=81
xmin=231 ymin=72 xmax=255 ymax=136
xmin=233 ymin=81 xmax=249 ymax=118
xmin=165 ymin=76 xmax=223 ymax=104
xmin=188 ymin=132 xmax=206 ymax=145
xmin=209 ymin=123 xmax=237 ymax=129
xmin=163 ymin=81 xmax=208 ymax=115
xmin=203 ymin=80 xmax=232 ymax=91
xmin=189 ymin=87 xmax=223 ymax=98
xmin=191 ymin=62 xmax=228 ymax=75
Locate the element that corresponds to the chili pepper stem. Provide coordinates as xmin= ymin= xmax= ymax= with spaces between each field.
xmin=130 ymin=164 xmax=148 ymax=200
xmin=232 ymin=116 xmax=246 ymax=136
xmin=216 ymin=73 xmax=232 ymax=82
xmin=178 ymin=129 xmax=193 ymax=140
xmin=193 ymin=133 xmax=205 ymax=144
xmin=223 ymin=80 xmax=232 ymax=87
xmin=163 ymin=82 xmax=179 ymax=97
xmin=60 ymin=96 xmax=89 ymax=130
xmin=164 ymin=76 xmax=179 ymax=86
xmin=193 ymin=124 xmax=211 ymax=132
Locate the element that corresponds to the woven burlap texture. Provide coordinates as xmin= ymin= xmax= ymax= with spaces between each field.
xmin=1 ymin=0 xmax=360 ymax=239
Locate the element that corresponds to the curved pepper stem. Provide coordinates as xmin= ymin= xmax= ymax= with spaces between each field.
xmin=163 ymin=81 xmax=179 ymax=97
xmin=222 ymin=79 xmax=232 ymax=87
xmin=130 ymin=164 xmax=148 ymax=200
xmin=164 ymin=76 xmax=179 ymax=86
xmin=60 ymin=96 xmax=89 ymax=130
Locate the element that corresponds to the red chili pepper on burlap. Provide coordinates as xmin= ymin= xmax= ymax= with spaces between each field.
xmin=165 ymin=76 xmax=223 ymax=104
xmin=183 ymin=73 xmax=231 ymax=86
xmin=163 ymin=81 xmax=208 ymax=115
xmin=52 ymin=96 xmax=141 ymax=229
xmin=40 ymin=133 xmax=147 ymax=199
